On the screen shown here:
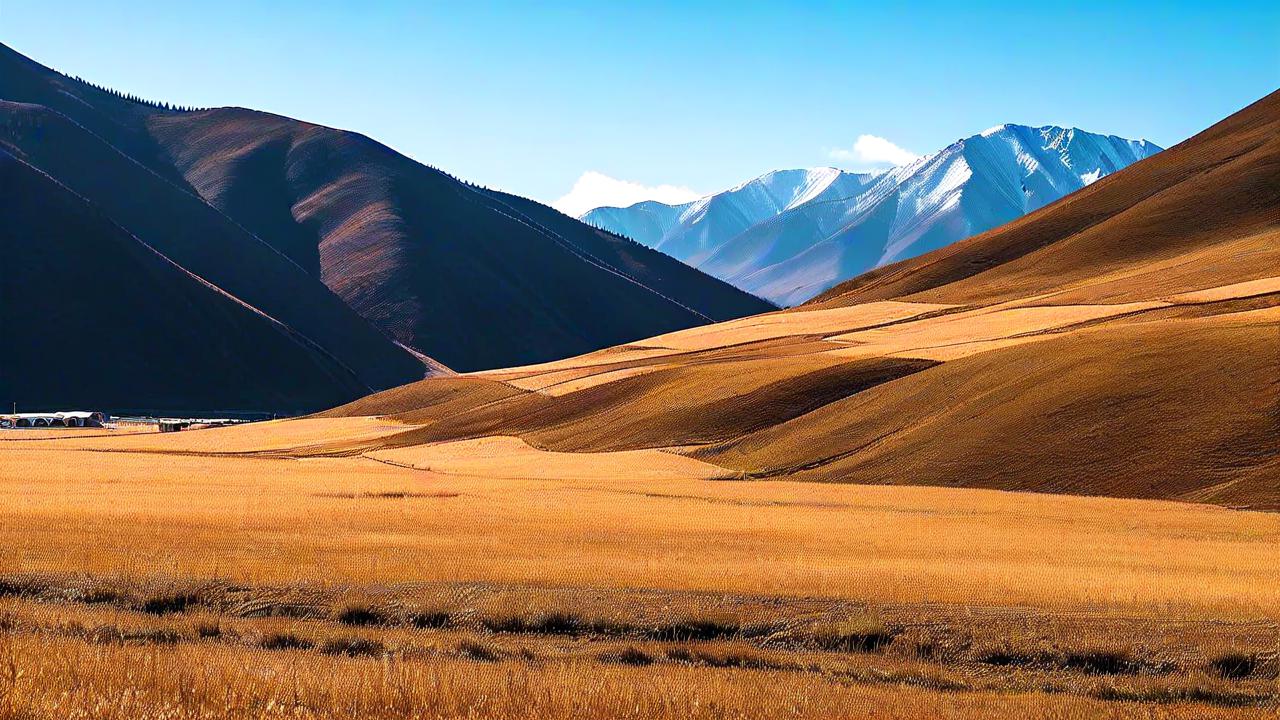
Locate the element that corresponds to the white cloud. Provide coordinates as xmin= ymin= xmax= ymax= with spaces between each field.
xmin=829 ymin=135 xmax=920 ymax=169
xmin=551 ymin=171 xmax=703 ymax=217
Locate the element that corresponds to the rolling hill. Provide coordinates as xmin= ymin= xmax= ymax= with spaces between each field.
xmin=584 ymin=126 xmax=1160 ymax=306
xmin=325 ymin=89 xmax=1280 ymax=510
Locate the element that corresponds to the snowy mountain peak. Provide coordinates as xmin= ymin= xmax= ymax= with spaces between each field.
xmin=711 ymin=166 xmax=852 ymax=212
xmin=583 ymin=124 xmax=1161 ymax=306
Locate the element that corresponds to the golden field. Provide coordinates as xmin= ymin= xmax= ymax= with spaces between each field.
xmin=2 ymin=425 xmax=1279 ymax=612
xmin=1 ymin=423 xmax=1278 ymax=718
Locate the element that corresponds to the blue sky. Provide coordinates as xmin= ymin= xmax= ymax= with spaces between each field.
xmin=5 ymin=1 xmax=1277 ymax=213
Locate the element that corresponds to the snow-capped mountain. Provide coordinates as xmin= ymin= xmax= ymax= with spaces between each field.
xmin=581 ymin=125 xmax=1161 ymax=306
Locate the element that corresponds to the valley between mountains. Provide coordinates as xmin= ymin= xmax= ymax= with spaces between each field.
xmin=1 ymin=42 xmax=1278 ymax=720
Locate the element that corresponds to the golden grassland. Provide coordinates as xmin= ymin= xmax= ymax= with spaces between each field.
xmin=1 ymin=425 xmax=1278 ymax=718
xmin=2 ymin=429 xmax=1279 ymax=613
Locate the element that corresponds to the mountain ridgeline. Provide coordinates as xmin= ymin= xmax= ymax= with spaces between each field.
xmin=583 ymin=126 xmax=1160 ymax=305
xmin=0 ymin=42 xmax=772 ymax=413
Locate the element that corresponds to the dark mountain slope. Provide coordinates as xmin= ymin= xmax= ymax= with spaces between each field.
xmin=0 ymin=42 xmax=188 ymax=186
xmin=483 ymin=190 xmax=773 ymax=322
xmin=1 ymin=41 xmax=768 ymax=391
xmin=144 ymin=108 xmax=775 ymax=371
xmin=0 ymin=151 xmax=371 ymax=414
xmin=0 ymin=100 xmax=432 ymax=393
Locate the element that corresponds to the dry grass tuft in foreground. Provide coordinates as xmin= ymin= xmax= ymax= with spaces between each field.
xmin=1 ymin=628 xmax=1271 ymax=720
xmin=0 ymin=574 xmax=1277 ymax=718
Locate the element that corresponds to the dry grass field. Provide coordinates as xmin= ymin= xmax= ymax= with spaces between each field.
xmin=1 ymin=425 xmax=1278 ymax=718
xmin=4 ymin=424 xmax=1279 ymax=610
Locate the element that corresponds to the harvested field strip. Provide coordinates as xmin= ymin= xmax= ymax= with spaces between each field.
xmin=48 ymin=417 xmax=414 ymax=454
xmin=365 ymin=436 xmax=736 ymax=481
xmin=633 ymin=301 xmax=953 ymax=351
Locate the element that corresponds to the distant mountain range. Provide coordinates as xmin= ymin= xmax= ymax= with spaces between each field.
xmin=583 ymin=126 xmax=1161 ymax=305
xmin=0 ymin=43 xmax=772 ymax=413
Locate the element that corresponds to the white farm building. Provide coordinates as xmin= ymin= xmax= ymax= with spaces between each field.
xmin=0 ymin=411 xmax=108 ymax=428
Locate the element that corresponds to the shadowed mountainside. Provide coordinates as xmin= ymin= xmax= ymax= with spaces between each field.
xmin=323 ymin=90 xmax=1280 ymax=509
xmin=0 ymin=42 xmax=436 ymax=411
xmin=0 ymin=99 xmax=434 ymax=396
xmin=143 ymin=108 xmax=774 ymax=371
xmin=0 ymin=150 xmax=371 ymax=413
